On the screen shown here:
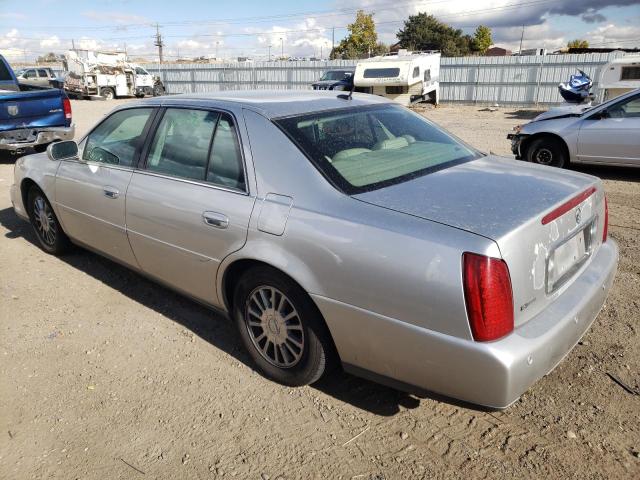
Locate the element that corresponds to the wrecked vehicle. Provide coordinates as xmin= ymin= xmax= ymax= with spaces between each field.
xmin=508 ymin=88 xmax=640 ymax=168
xmin=63 ymin=50 xmax=165 ymax=100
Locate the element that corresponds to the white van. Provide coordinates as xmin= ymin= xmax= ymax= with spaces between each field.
xmin=599 ymin=56 xmax=640 ymax=101
xmin=354 ymin=51 xmax=440 ymax=106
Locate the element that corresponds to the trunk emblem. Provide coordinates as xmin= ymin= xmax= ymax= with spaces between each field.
xmin=575 ymin=207 xmax=582 ymax=224
xmin=7 ymin=105 xmax=18 ymax=116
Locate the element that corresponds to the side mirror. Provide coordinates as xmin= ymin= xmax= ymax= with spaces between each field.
xmin=47 ymin=140 xmax=79 ymax=161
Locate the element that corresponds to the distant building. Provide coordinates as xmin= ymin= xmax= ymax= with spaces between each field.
xmin=486 ymin=46 xmax=512 ymax=56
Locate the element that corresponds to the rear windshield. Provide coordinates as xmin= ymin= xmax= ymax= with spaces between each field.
xmin=363 ymin=68 xmax=400 ymax=78
xmin=275 ymin=104 xmax=481 ymax=194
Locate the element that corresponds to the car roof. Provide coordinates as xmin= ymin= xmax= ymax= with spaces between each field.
xmin=135 ymin=90 xmax=393 ymax=119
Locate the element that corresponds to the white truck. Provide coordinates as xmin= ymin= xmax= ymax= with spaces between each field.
xmin=63 ymin=50 xmax=164 ymax=100
xmin=354 ymin=50 xmax=440 ymax=106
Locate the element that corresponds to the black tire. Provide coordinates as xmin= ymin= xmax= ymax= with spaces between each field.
xmin=33 ymin=143 xmax=50 ymax=154
xmin=135 ymin=93 xmax=145 ymax=98
xmin=100 ymin=87 xmax=115 ymax=100
xmin=233 ymin=266 xmax=336 ymax=386
xmin=27 ymin=186 xmax=71 ymax=255
xmin=526 ymin=136 xmax=567 ymax=168
xmin=152 ymin=84 xmax=165 ymax=97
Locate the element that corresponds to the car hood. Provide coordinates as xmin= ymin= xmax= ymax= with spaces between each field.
xmin=312 ymin=80 xmax=348 ymax=87
xmin=353 ymin=155 xmax=595 ymax=241
xmin=532 ymin=104 xmax=594 ymax=122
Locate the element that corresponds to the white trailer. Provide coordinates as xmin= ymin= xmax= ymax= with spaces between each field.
xmin=354 ymin=51 xmax=441 ymax=106
xmin=63 ymin=50 xmax=163 ymax=100
xmin=598 ymin=56 xmax=640 ymax=101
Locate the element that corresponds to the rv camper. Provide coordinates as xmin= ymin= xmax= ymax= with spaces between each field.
xmin=63 ymin=50 xmax=164 ymax=100
xmin=599 ymin=56 xmax=640 ymax=101
xmin=354 ymin=51 xmax=440 ymax=106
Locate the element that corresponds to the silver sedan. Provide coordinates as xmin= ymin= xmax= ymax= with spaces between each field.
xmin=10 ymin=91 xmax=618 ymax=408
xmin=509 ymin=88 xmax=640 ymax=168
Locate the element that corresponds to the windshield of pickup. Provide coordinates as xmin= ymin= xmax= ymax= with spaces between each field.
xmin=275 ymin=104 xmax=481 ymax=194
xmin=320 ymin=70 xmax=352 ymax=81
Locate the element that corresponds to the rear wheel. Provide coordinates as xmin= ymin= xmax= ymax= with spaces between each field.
xmin=526 ymin=136 xmax=567 ymax=168
xmin=27 ymin=186 xmax=70 ymax=255
xmin=233 ymin=266 xmax=335 ymax=386
xmin=100 ymin=87 xmax=115 ymax=100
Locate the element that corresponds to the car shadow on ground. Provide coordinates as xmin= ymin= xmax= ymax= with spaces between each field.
xmin=0 ymin=206 xmax=486 ymax=416
xmin=502 ymin=109 xmax=545 ymax=119
xmin=570 ymin=163 xmax=640 ymax=183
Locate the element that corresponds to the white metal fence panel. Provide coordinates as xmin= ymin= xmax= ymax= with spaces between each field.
xmin=141 ymin=52 xmax=627 ymax=105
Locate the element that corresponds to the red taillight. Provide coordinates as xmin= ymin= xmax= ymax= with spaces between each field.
xmin=602 ymin=196 xmax=608 ymax=242
xmin=62 ymin=97 xmax=72 ymax=121
xmin=462 ymin=253 xmax=514 ymax=342
xmin=541 ymin=186 xmax=596 ymax=225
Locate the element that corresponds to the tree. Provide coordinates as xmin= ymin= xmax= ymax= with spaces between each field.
xmin=37 ymin=52 xmax=62 ymax=63
xmin=396 ymin=13 xmax=473 ymax=57
xmin=567 ymin=39 xmax=589 ymax=49
xmin=330 ymin=10 xmax=386 ymax=59
xmin=473 ymin=25 xmax=492 ymax=54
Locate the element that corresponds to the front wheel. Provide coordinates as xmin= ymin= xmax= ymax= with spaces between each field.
xmin=100 ymin=87 xmax=115 ymax=100
xmin=233 ymin=266 xmax=335 ymax=386
xmin=525 ymin=137 xmax=567 ymax=168
xmin=27 ymin=187 xmax=70 ymax=255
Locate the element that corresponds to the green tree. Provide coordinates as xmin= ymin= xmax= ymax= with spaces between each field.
xmin=396 ymin=13 xmax=473 ymax=57
xmin=331 ymin=10 xmax=386 ymax=59
xmin=473 ymin=25 xmax=492 ymax=54
xmin=567 ymin=39 xmax=589 ymax=49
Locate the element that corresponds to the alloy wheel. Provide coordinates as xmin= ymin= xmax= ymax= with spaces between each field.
xmin=245 ymin=286 xmax=305 ymax=368
xmin=32 ymin=195 xmax=56 ymax=247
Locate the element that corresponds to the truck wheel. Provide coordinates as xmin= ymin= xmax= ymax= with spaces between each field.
xmin=100 ymin=87 xmax=115 ymax=100
xmin=153 ymin=84 xmax=165 ymax=96
xmin=526 ymin=136 xmax=567 ymax=168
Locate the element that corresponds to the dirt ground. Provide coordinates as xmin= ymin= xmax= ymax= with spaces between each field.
xmin=0 ymin=99 xmax=638 ymax=480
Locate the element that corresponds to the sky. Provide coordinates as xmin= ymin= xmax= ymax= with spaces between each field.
xmin=0 ymin=0 xmax=639 ymax=62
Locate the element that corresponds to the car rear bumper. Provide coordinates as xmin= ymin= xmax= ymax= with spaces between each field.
xmin=314 ymin=240 xmax=618 ymax=409
xmin=0 ymin=125 xmax=75 ymax=151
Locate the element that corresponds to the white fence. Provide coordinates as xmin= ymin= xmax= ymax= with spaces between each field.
xmin=141 ymin=52 xmax=625 ymax=105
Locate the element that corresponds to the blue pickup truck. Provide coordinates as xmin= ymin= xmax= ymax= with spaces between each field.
xmin=1 ymin=54 xmax=74 ymax=154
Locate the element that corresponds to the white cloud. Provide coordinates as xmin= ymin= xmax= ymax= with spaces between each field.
xmin=40 ymin=35 xmax=61 ymax=48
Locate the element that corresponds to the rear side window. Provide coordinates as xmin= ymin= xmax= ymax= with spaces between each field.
xmin=146 ymin=108 xmax=219 ymax=181
xmin=83 ymin=108 xmax=154 ymax=166
xmin=37 ymin=69 xmax=48 ymax=77
xmin=145 ymin=108 xmax=246 ymax=190
xmin=363 ymin=68 xmax=400 ymax=78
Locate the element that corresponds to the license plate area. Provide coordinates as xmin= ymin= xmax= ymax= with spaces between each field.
xmin=547 ymin=221 xmax=595 ymax=293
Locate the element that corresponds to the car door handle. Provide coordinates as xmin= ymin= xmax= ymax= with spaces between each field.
xmin=202 ymin=211 xmax=229 ymax=229
xmin=103 ymin=186 xmax=120 ymax=199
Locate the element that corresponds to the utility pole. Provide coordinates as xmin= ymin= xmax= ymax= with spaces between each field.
xmin=154 ymin=23 xmax=164 ymax=64
xmin=332 ymin=27 xmax=335 ymax=58
xmin=518 ymin=25 xmax=525 ymax=55
xmin=268 ymin=44 xmax=272 ymax=61
xmin=71 ymin=38 xmax=76 ymax=51
xmin=216 ymin=41 xmax=220 ymax=60
xmin=280 ymin=37 xmax=284 ymax=59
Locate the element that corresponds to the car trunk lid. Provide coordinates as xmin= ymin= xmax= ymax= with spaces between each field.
xmin=354 ymin=155 xmax=607 ymax=327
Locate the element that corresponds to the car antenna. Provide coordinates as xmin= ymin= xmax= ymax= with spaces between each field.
xmin=338 ymin=82 xmax=355 ymax=101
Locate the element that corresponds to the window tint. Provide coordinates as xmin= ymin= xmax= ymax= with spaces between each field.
xmin=609 ymin=95 xmax=640 ymax=118
xmin=363 ymin=68 xmax=400 ymax=78
xmin=37 ymin=69 xmax=48 ymax=77
xmin=412 ymin=66 xmax=419 ymax=78
xmin=24 ymin=69 xmax=36 ymax=78
xmin=83 ymin=108 xmax=153 ymax=166
xmin=146 ymin=108 xmax=219 ymax=181
xmin=275 ymin=105 xmax=481 ymax=194
xmin=0 ymin=60 xmax=12 ymax=81
xmin=207 ymin=114 xmax=245 ymax=190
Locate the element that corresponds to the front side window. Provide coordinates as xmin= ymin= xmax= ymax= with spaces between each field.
xmin=37 ymin=69 xmax=48 ymax=77
xmin=24 ymin=69 xmax=36 ymax=78
xmin=608 ymin=95 xmax=640 ymax=118
xmin=135 ymin=67 xmax=148 ymax=75
xmin=363 ymin=68 xmax=400 ymax=78
xmin=145 ymin=109 xmax=246 ymax=190
xmin=275 ymin=105 xmax=481 ymax=194
xmin=83 ymin=108 xmax=154 ymax=166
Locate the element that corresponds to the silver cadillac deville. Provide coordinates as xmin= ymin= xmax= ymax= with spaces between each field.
xmin=10 ymin=91 xmax=618 ymax=408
